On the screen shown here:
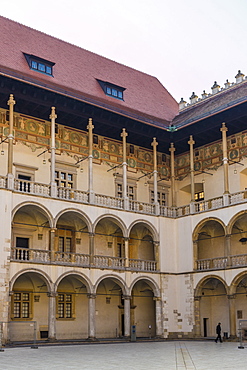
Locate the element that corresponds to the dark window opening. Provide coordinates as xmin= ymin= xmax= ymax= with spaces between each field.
xmin=24 ymin=53 xmax=55 ymax=76
xmin=97 ymin=79 xmax=125 ymax=100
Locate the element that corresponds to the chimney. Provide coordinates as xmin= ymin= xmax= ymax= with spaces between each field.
xmin=179 ymin=97 xmax=187 ymax=110
xmin=211 ymin=81 xmax=220 ymax=94
xmin=190 ymin=92 xmax=198 ymax=104
xmin=224 ymin=79 xmax=231 ymax=89
xmin=201 ymin=90 xmax=208 ymax=99
xmin=235 ymin=70 xmax=245 ymax=83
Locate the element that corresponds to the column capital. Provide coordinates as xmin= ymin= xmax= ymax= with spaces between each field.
xmin=188 ymin=135 xmax=195 ymax=146
xmin=87 ymin=293 xmax=96 ymax=299
xmin=121 ymin=128 xmax=128 ymax=139
xmin=194 ymin=296 xmax=201 ymax=301
xmin=123 ymin=295 xmax=131 ymax=300
xmin=7 ymin=94 xmax=16 ymax=106
xmin=87 ymin=117 xmax=94 ymax=131
xmin=220 ymin=122 xmax=228 ymax=133
xmin=50 ymin=228 xmax=57 ymax=233
xmin=89 ymin=232 xmax=95 ymax=237
xmin=169 ymin=142 xmax=175 ymax=153
xmin=47 ymin=291 xmax=57 ymax=298
xmin=151 ymin=137 xmax=158 ymax=148
xmin=153 ymin=296 xmax=161 ymax=301
xmin=49 ymin=106 xmax=57 ymax=120
xmin=228 ymin=294 xmax=236 ymax=300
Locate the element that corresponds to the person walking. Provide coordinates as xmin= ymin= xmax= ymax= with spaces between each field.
xmin=215 ymin=322 xmax=222 ymax=343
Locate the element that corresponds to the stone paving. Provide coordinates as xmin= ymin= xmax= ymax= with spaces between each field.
xmin=0 ymin=341 xmax=246 ymax=369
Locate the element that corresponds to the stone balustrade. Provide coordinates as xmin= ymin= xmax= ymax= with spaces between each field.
xmin=1 ymin=177 xmax=247 ymax=219
xmin=129 ymin=258 xmax=157 ymax=272
xmin=197 ymin=254 xmax=247 ymax=271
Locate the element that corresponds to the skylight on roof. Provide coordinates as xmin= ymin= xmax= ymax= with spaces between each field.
xmin=97 ymin=79 xmax=125 ymax=100
xmin=24 ymin=53 xmax=55 ymax=76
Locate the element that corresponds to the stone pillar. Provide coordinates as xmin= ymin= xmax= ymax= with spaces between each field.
xmin=49 ymin=107 xmax=57 ymax=197
xmin=48 ymin=291 xmax=56 ymax=341
xmin=225 ymin=234 xmax=231 ymax=267
xmin=89 ymin=232 xmax=95 ymax=265
xmin=7 ymin=94 xmax=15 ymax=189
xmin=193 ymin=240 xmax=198 ymax=270
xmin=87 ymin=118 xmax=95 ymax=203
xmin=169 ymin=143 xmax=176 ymax=207
xmin=188 ymin=135 xmax=195 ymax=202
xmin=194 ymin=296 xmax=201 ymax=337
xmin=228 ymin=294 xmax=236 ymax=338
xmin=123 ymin=295 xmax=131 ymax=337
xmin=154 ymin=241 xmax=160 ymax=271
xmin=151 ymin=137 xmax=160 ymax=215
xmin=124 ymin=237 xmax=129 ymax=268
xmin=220 ymin=123 xmax=230 ymax=205
xmin=87 ymin=294 xmax=96 ymax=340
xmin=154 ymin=297 xmax=162 ymax=337
xmin=121 ymin=128 xmax=129 ymax=210
xmin=50 ymin=228 xmax=56 ymax=262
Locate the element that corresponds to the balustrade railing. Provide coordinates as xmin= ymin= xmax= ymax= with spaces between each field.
xmin=7 ymin=177 xmax=247 ymax=217
xmin=55 ymin=251 xmax=90 ymax=266
xmin=95 ymin=194 xmax=124 ymax=209
xmin=14 ymin=179 xmax=50 ymax=196
xmin=230 ymin=191 xmax=246 ymax=205
xmin=129 ymin=200 xmax=156 ymax=215
xmin=129 ymin=258 xmax=157 ymax=271
xmin=11 ymin=247 xmax=51 ymax=263
xmin=93 ymin=255 xmax=125 ymax=269
xmin=0 ymin=176 xmax=7 ymax=188
xmin=230 ymin=254 xmax=247 ymax=267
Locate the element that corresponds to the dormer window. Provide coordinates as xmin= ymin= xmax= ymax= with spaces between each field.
xmin=97 ymin=79 xmax=125 ymax=100
xmin=24 ymin=53 xmax=55 ymax=76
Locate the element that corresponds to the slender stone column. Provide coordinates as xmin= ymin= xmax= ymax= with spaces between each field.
xmin=225 ymin=234 xmax=231 ymax=267
xmin=87 ymin=294 xmax=96 ymax=340
xmin=220 ymin=123 xmax=230 ymax=206
xmin=87 ymin=118 xmax=95 ymax=203
xmin=154 ymin=297 xmax=162 ymax=337
xmin=123 ymin=295 xmax=131 ymax=337
xmin=228 ymin=294 xmax=236 ymax=338
xmin=121 ymin=128 xmax=129 ymax=210
xmin=48 ymin=291 xmax=57 ymax=341
xmin=193 ymin=240 xmax=198 ymax=270
xmin=154 ymin=241 xmax=160 ymax=271
xmin=151 ymin=137 xmax=160 ymax=215
xmin=7 ymin=94 xmax=15 ymax=189
xmin=124 ymin=237 xmax=129 ymax=268
xmin=50 ymin=228 xmax=56 ymax=262
xmin=188 ymin=135 xmax=195 ymax=202
xmin=194 ymin=296 xmax=201 ymax=337
xmin=49 ymin=107 xmax=57 ymax=197
xmin=169 ymin=143 xmax=176 ymax=207
xmin=89 ymin=232 xmax=95 ymax=265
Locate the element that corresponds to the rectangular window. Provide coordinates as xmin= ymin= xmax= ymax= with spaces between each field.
xmin=151 ymin=190 xmax=166 ymax=206
xmin=195 ymin=191 xmax=204 ymax=201
xmin=57 ymin=294 xmax=73 ymax=319
xmin=13 ymin=292 xmax=31 ymax=319
xmin=117 ymin=183 xmax=135 ymax=200
xmin=55 ymin=170 xmax=74 ymax=189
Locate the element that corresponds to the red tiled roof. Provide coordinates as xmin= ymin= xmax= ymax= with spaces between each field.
xmin=0 ymin=16 xmax=178 ymax=127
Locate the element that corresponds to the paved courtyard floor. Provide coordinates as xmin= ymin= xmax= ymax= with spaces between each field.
xmin=0 ymin=341 xmax=246 ymax=369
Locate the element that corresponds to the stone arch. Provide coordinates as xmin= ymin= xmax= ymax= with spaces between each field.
xmin=230 ymin=271 xmax=247 ymax=295
xmin=94 ymin=274 xmax=127 ymax=295
xmin=128 ymin=219 xmax=159 ymax=242
xmin=54 ymin=271 xmax=92 ymax=293
xmin=54 ymin=208 xmax=92 ymax=233
xmin=9 ymin=268 xmax=53 ymax=292
xmin=227 ymin=210 xmax=247 ymax=235
xmin=194 ymin=275 xmax=229 ymax=297
xmin=130 ymin=276 xmax=160 ymax=297
xmin=12 ymin=201 xmax=53 ymax=227
xmin=93 ymin=214 xmax=127 ymax=236
xmin=192 ymin=217 xmax=226 ymax=241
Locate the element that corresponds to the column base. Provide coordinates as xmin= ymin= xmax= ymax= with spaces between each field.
xmin=86 ymin=336 xmax=98 ymax=342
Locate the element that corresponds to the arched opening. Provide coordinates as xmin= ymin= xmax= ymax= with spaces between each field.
xmin=131 ymin=279 xmax=156 ymax=338
xmin=95 ymin=277 xmax=124 ymax=338
xmin=55 ymin=211 xmax=90 ymax=265
xmin=197 ymin=277 xmax=228 ymax=338
xmin=10 ymin=271 xmax=50 ymax=342
xmin=129 ymin=222 xmax=156 ymax=271
xmin=230 ymin=213 xmax=247 ymax=267
xmin=56 ymin=274 xmax=89 ymax=340
xmin=94 ymin=217 xmax=124 ymax=268
xmin=194 ymin=219 xmax=226 ymax=270
xmin=12 ymin=204 xmax=51 ymax=263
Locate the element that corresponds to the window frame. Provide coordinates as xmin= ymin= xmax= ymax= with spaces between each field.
xmin=97 ymin=79 xmax=125 ymax=101
xmin=56 ymin=293 xmax=75 ymax=320
xmin=24 ymin=53 xmax=55 ymax=77
xmin=11 ymin=291 xmax=33 ymax=320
